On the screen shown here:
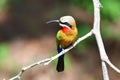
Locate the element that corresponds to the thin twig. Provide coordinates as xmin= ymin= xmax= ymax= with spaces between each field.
xmin=9 ymin=59 xmax=50 ymax=80
xmin=106 ymin=60 xmax=120 ymax=73
xmin=9 ymin=30 xmax=93 ymax=80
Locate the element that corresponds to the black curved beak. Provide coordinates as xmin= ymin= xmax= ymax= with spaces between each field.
xmin=46 ymin=20 xmax=59 ymax=24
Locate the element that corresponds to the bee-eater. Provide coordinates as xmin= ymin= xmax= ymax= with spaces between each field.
xmin=47 ymin=16 xmax=78 ymax=72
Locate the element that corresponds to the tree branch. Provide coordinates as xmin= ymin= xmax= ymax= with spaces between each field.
xmin=9 ymin=30 xmax=93 ymax=80
xmin=92 ymin=0 xmax=109 ymax=80
xmin=92 ymin=0 xmax=120 ymax=80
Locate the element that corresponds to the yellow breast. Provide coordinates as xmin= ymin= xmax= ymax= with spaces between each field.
xmin=59 ymin=28 xmax=78 ymax=48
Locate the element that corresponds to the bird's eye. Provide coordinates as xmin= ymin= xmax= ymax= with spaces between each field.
xmin=59 ymin=21 xmax=72 ymax=28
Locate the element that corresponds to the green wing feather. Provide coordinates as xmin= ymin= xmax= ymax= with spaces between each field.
xmin=56 ymin=31 xmax=61 ymax=47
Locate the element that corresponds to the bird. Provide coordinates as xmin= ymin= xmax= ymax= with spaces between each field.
xmin=47 ymin=16 xmax=78 ymax=72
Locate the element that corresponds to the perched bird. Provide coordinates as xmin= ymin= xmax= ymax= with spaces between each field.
xmin=47 ymin=16 xmax=78 ymax=72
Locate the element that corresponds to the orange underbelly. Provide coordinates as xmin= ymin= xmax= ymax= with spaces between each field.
xmin=59 ymin=28 xmax=78 ymax=48
xmin=60 ymin=37 xmax=75 ymax=48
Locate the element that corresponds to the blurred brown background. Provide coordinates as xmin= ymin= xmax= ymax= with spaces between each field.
xmin=0 ymin=0 xmax=120 ymax=80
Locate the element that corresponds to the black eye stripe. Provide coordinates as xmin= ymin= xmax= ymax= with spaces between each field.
xmin=59 ymin=21 xmax=72 ymax=28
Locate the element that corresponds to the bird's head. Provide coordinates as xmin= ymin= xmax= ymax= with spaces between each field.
xmin=47 ymin=16 xmax=76 ymax=29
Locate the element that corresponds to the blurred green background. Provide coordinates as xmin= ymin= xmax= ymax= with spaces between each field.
xmin=0 ymin=0 xmax=120 ymax=80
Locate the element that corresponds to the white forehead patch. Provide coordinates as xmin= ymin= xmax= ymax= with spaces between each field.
xmin=60 ymin=16 xmax=73 ymax=23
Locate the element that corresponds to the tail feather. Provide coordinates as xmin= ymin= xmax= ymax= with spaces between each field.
xmin=57 ymin=46 xmax=64 ymax=72
xmin=56 ymin=56 xmax=64 ymax=72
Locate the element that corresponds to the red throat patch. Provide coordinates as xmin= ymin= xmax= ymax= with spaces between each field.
xmin=62 ymin=26 xmax=71 ymax=33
